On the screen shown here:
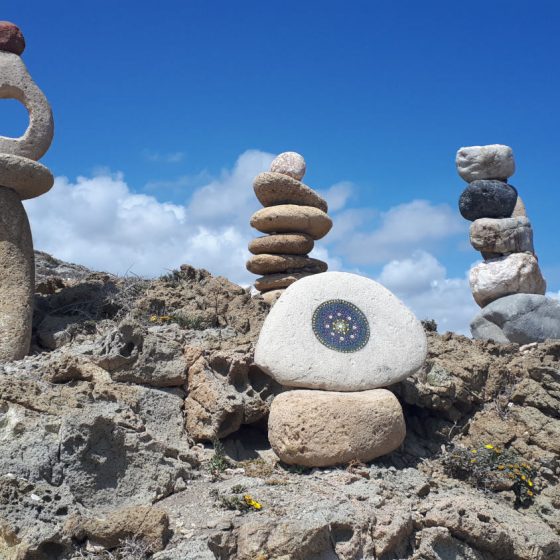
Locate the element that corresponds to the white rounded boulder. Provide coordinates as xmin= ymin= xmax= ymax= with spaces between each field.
xmin=254 ymin=271 xmax=427 ymax=391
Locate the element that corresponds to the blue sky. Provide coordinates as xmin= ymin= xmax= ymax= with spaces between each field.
xmin=3 ymin=1 xmax=560 ymax=333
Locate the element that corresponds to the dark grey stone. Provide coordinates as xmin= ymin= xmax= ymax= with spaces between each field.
xmin=459 ymin=180 xmax=518 ymax=221
xmin=471 ymin=294 xmax=560 ymax=344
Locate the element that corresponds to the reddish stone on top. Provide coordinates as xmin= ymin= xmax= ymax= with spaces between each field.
xmin=0 ymin=21 xmax=25 ymax=55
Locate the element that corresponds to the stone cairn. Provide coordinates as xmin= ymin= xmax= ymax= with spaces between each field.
xmin=248 ymin=152 xmax=332 ymax=303
xmin=0 ymin=22 xmax=54 ymax=362
xmin=456 ymin=145 xmax=560 ymax=343
xmin=254 ymin=271 xmax=427 ymax=467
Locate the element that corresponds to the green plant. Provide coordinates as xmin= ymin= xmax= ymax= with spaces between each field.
xmin=443 ymin=443 xmax=537 ymax=506
xmin=208 ymin=439 xmax=231 ymax=479
xmin=209 ymin=488 xmax=262 ymax=512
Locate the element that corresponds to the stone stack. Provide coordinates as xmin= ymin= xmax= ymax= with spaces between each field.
xmin=248 ymin=152 xmax=332 ymax=303
xmin=254 ymin=271 xmax=427 ymax=467
xmin=0 ymin=22 xmax=55 ymax=362
xmin=456 ymin=145 xmax=560 ymax=343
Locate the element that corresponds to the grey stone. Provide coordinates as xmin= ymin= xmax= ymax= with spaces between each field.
xmin=0 ymin=186 xmax=33 ymax=362
xmin=459 ymin=180 xmax=518 ymax=221
xmin=512 ymin=195 xmax=527 ymax=218
xmin=0 ymin=152 xmax=54 ymax=199
xmin=269 ymin=151 xmax=306 ymax=181
xmin=469 ymin=253 xmax=546 ymax=308
xmin=246 ymin=254 xmax=328 ymax=275
xmin=0 ymin=51 xmax=54 ymax=161
xmin=456 ymin=144 xmax=515 ymax=182
xmin=471 ymin=294 xmax=560 ymax=344
xmin=254 ymin=271 xmax=427 ymax=391
xmin=470 ymin=216 xmax=534 ymax=255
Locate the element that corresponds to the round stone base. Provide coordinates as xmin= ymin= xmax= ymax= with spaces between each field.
xmin=268 ymin=388 xmax=406 ymax=467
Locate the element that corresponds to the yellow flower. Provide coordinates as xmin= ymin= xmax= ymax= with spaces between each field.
xmin=497 ymin=465 xmax=505 ymax=471
xmin=149 ymin=315 xmax=158 ymax=322
xmin=528 ymin=480 xmax=533 ymax=487
xmin=244 ymin=495 xmax=262 ymax=510
xmin=484 ymin=444 xmax=494 ymax=450
xmin=471 ymin=449 xmax=477 ymax=454
xmin=527 ymin=490 xmax=534 ymax=497
xmin=521 ymin=475 xmax=526 ymax=481
xmin=470 ymin=458 xmax=477 ymax=463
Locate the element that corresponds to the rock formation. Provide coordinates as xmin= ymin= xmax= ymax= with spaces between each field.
xmin=456 ymin=144 xmax=560 ymax=343
xmin=248 ymin=151 xmax=331 ymax=303
xmin=254 ymin=271 xmax=427 ymax=466
xmin=0 ymin=21 xmax=54 ymax=362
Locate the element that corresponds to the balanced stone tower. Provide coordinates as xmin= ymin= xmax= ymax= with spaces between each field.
xmin=0 ymin=22 xmax=54 ymax=362
xmin=456 ymin=145 xmax=560 ymax=343
xmin=254 ymin=271 xmax=427 ymax=467
xmin=248 ymin=152 xmax=331 ymax=303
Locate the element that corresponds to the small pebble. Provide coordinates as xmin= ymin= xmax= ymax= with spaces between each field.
xmin=270 ymin=151 xmax=306 ymax=181
xmin=0 ymin=21 xmax=25 ymax=55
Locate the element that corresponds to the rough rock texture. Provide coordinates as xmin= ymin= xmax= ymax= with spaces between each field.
xmin=470 ymin=216 xmax=534 ymax=255
xmin=1 ymin=255 xmax=560 ymax=559
xmin=469 ymin=253 xmax=546 ymax=307
xmin=254 ymin=271 xmax=313 ymax=292
xmin=459 ymin=180 xmax=518 ymax=221
xmin=456 ymin=144 xmax=515 ymax=182
xmin=250 ymin=204 xmax=332 ymax=240
xmin=0 ymin=187 xmax=34 ymax=362
xmin=253 ymin=172 xmax=327 ymax=212
xmin=248 ymin=233 xmax=314 ymax=255
xmin=269 ymin=151 xmax=306 ymax=180
xmin=0 ymin=153 xmax=54 ymax=199
xmin=471 ymin=294 xmax=560 ymax=343
xmin=0 ymin=51 xmax=54 ymax=161
xmin=255 ymin=272 xmax=427 ymax=391
xmin=64 ymin=506 xmax=171 ymax=552
xmin=246 ymin=254 xmax=327 ymax=275
xmin=512 ymin=195 xmax=527 ymax=218
xmin=0 ymin=21 xmax=25 ymax=55
xmin=268 ymin=389 xmax=406 ymax=466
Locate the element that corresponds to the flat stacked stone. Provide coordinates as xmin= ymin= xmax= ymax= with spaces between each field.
xmin=0 ymin=23 xmax=54 ymax=362
xmin=248 ymin=152 xmax=331 ymax=297
xmin=254 ymin=271 xmax=427 ymax=467
xmin=456 ymin=145 xmax=555 ymax=343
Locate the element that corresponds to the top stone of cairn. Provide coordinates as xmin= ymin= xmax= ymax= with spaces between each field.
xmin=0 ymin=22 xmax=25 ymax=55
xmin=254 ymin=271 xmax=427 ymax=391
xmin=456 ymin=144 xmax=515 ymax=183
xmin=270 ymin=151 xmax=306 ymax=181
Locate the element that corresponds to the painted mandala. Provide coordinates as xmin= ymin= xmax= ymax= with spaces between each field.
xmin=312 ymin=299 xmax=370 ymax=353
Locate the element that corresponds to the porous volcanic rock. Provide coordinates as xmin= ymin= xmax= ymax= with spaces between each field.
xmin=268 ymin=388 xmax=406 ymax=466
xmin=459 ymin=180 xmax=518 ymax=221
xmin=0 ymin=21 xmax=25 ymax=55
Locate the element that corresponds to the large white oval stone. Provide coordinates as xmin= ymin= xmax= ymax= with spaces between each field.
xmin=254 ymin=271 xmax=427 ymax=391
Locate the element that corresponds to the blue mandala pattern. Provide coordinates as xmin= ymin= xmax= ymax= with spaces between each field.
xmin=312 ymin=299 xmax=370 ymax=353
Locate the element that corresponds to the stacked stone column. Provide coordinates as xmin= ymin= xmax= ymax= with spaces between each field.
xmin=0 ymin=22 xmax=54 ymax=361
xmin=254 ymin=271 xmax=427 ymax=468
xmin=248 ymin=152 xmax=331 ymax=303
xmin=456 ymin=145 xmax=553 ymax=342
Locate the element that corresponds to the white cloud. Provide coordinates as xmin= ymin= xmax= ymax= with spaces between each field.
xmin=338 ymin=199 xmax=466 ymax=265
xmin=318 ymin=181 xmax=354 ymax=213
xmin=377 ymin=251 xmax=477 ymax=335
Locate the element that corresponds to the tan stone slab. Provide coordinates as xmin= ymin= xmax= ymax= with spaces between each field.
xmin=0 ymin=186 xmax=33 ymax=362
xmin=254 ymin=272 xmax=313 ymax=292
xmin=254 ymin=172 xmax=328 ymax=212
xmin=249 ymin=233 xmax=314 ymax=256
xmin=268 ymin=388 xmax=406 ymax=467
xmin=246 ymin=254 xmax=328 ymax=275
xmin=250 ymin=205 xmax=332 ymax=240
xmin=0 ymin=153 xmax=53 ymax=199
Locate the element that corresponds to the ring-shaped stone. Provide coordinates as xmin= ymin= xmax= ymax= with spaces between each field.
xmin=0 ymin=153 xmax=54 ymax=199
xmin=312 ymin=299 xmax=370 ymax=353
xmin=0 ymin=51 xmax=54 ymax=161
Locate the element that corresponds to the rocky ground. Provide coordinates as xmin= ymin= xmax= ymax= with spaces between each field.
xmin=0 ymin=252 xmax=559 ymax=560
